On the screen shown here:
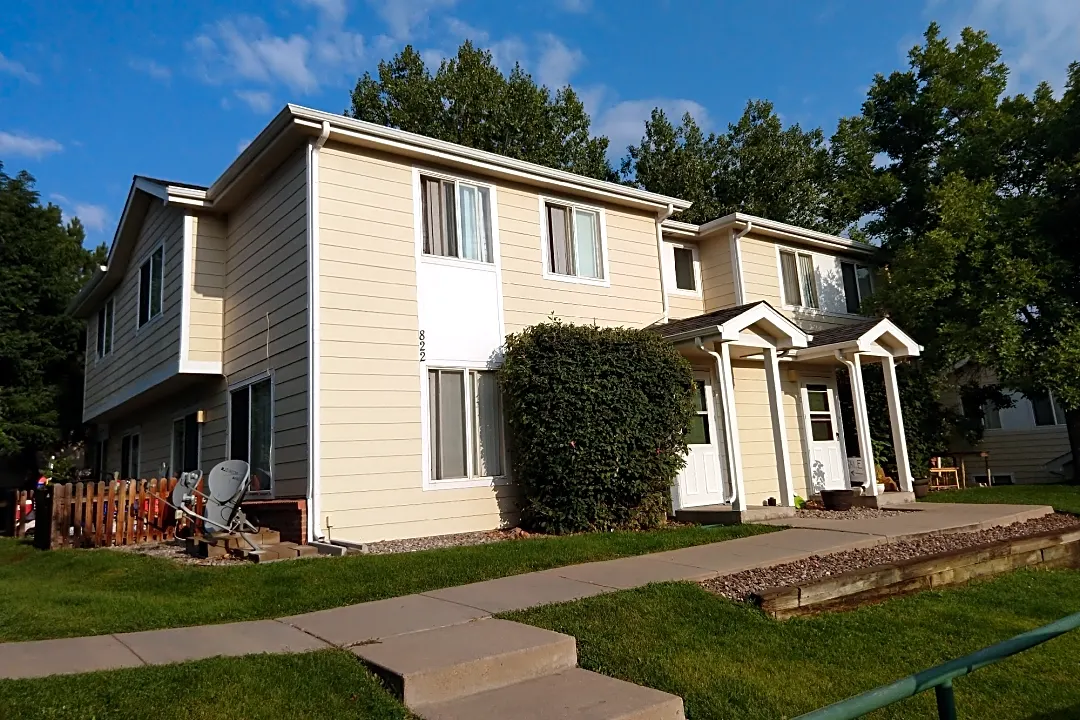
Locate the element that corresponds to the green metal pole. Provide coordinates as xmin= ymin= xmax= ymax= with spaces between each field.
xmin=935 ymin=680 xmax=957 ymax=720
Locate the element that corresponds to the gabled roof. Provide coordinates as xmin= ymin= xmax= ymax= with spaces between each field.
xmin=797 ymin=317 xmax=922 ymax=359
xmin=656 ymin=301 xmax=809 ymax=349
xmin=662 ymin=212 xmax=876 ymax=257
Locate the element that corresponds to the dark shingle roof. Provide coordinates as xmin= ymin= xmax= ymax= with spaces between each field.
xmin=654 ymin=301 xmax=771 ymax=339
xmin=806 ymin=319 xmax=882 ymax=347
xmin=137 ymin=175 xmax=209 ymax=191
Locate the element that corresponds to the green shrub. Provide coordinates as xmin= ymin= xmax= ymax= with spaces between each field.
xmin=499 ymin=319 xmax=696 ymax=534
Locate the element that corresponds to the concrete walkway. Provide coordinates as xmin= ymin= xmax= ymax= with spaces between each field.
xmin=0 ymin=502 xmax=1052 ymax=681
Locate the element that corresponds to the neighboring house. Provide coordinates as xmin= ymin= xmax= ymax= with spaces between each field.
xmin=947 ymin=372 xmax=1072 ymax=484
xmin=70 ymin=105 xmax=921 ymax=544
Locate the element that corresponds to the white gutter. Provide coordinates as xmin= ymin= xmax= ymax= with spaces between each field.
xmin=306 ymin=120 xmax=331 ymax=544
xmin=656 ymin=203 xmax=675 ymax=323
xmin=696 ymin=338 xmax=739 ymax=505
xmin=730 ymin=220 xmax=753 ymax=305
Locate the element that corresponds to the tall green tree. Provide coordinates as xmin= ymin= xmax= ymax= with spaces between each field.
xmin=623 ymin=100 xmax=852 ymax=231
xmin=349 ymin=42 xmax=613 ymax=180
xmin=0 ymin=163 xmax=103 ymax=479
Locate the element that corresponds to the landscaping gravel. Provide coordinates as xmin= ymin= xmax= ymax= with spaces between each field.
xmin=703 ymin=512 xmax=1080 ymax=601
xmin=361 ymin=527 xmax=537 ymax=554
xmin=796 ymin=507 xmax=910 ymax=519
xmin=109 ymin=539 xmax=244 ymax=566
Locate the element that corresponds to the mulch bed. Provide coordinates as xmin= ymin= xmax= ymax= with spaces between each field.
xmin=703 ymin=512 xmax=1080 ymax=602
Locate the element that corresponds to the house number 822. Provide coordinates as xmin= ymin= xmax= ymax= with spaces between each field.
xmin=419 ymin=330 xmax=426 ymax=361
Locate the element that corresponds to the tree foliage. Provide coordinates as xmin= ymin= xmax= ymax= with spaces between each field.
xmin=499 ymin=321 xmax=695 ymax=534
xmin=0 ymin=163 xmax=104 ymax=477
xmin=349 ymin=42 xmax=614 ymax=181
xmin=622 ymin=101 xmax=851 ymax=231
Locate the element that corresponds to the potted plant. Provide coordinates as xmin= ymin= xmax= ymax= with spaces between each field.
xmin=820 ymin=489 xmax=856 ymax=511
xmin=912 ymin=477 xmax=930 ymax=499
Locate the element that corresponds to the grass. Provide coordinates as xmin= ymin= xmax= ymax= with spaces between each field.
xmin=505 ymin=569 xmax=1080 ymax=720
xmin=922 ymin=483 xmax=1080 ymax=515
xmin=0 ymin=650 xmax=413 ymax=720
xmin=0 ymin=523 xmax=774 ymax=642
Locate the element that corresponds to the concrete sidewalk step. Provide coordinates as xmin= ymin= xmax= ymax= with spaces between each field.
xmin=353 ymin=618 xmax=577 ymax=708
xmin=416 ymin=668 xmax=685 ymax=720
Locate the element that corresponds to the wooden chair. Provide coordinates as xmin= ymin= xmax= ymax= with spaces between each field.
xmin=928 ymin=456 xmax=961 ymax=491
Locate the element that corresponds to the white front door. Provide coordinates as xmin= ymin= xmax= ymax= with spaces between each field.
xmin=673 ymin=373 xmax=727 ymax=509
xmin=802 ymin=380 xmax=848 ymax=491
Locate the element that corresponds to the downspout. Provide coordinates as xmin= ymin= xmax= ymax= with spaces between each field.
xmin=306 ymin=120 xmax=331 ymax=543
xmin=731 ymin=220 xmax=753 ymax=305
xmin=696 ymin=338 xmax=738 ymax=505
xmin=655 ymin=203 xmax=675 ymax=323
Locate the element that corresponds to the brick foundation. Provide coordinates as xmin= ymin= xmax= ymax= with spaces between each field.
xmin=242 ymin=498 xmax=307 ymax=544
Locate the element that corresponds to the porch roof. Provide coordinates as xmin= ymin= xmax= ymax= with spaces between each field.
xmin=655 ymin=301 xmax=809 ymax=349
xmin=796 ymin=317 xmax=922 ymax=360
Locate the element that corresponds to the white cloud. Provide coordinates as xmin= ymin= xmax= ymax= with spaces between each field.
xmin=535 ymin=33 xmax=584 ymax=89
xmin=74 ymin=203 xmax=109 ymax=232
xmin=556 ymin=0 xmax=591 ymax=12
xmin=596 ymin=98 xmax=712 ymax=156
xmin=368 ymin=0 xmax=458 ymax=41
xmin=937 ymin=0 xmax=1080 ymax=93
xmin=129 ymin=57 xmax=171 ymax=82
xmin=0 ymin=52 xmax=38 ymax=83
xmin=190 ymin=0 xmax=364 ymax=95
xmin=234 ymin=89 xmax=274 ymax=112
xmin=0 ymin=131 xmax=63 ymax=158
xmin=237 ymin=138 xmax=252 ymax=153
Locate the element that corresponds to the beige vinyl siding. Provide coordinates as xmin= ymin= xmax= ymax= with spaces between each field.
xmin=500 ymin=184 xmax=664 ymax=332
xmin=731 ymin=360 xmax=807 ymax=507
xmin=224 ymin=150 xmax=308 ymax=498
xmin=739 ymin=233 xmax=782 ymax=307
xmin=188 ymin=214 xmax=226 ymax=363
xmin=960 ymin=428 xmax=1070 ymax=484
xmin=668 ymin=293 xmax=704 ymax=320
xmin=316 ymin=142 xmax=519 ymax=543
xmin=84 ymin=201 xmax=183 ymax=419
xmin=698 ymin=233 xmax=737 ymax=312
xmin=103 ymin=381 xmax=227 ymax=479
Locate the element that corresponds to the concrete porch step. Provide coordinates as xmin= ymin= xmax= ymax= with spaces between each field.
xmin=675 ymin=504 xmax=796 ymax=525
xmin=416 ymin=668 xmax=686 ymax=720
xmin=352 ymin=618 xmax=577 ymax=708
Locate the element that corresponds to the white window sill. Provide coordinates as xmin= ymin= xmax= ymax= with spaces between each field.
xmin=785 ymin=305 xmax=870 ymax=321
xmin=420 ymin=253 xmax=496 ymax=270
xmin=542 ymin=271 xmax=610 ymax=288
xmin=425 ymin=475 xmax=511 ymax=491
xmin=668 ymin=288 xmax=701 ymax=299
xmin=136 ymin=312 xmax=164 ymax=336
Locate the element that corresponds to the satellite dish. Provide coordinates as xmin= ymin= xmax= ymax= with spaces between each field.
xmin=171 ymin=471 xmax=201 ymax=510
xmin=204 ymin=460 xmax=250 ymax=532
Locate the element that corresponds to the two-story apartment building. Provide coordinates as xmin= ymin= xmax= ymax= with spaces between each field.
xmin=70 ymin=104 xmax=921 ymax=544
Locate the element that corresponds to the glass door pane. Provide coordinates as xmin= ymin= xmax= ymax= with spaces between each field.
xmin=249 ymin=380 xmax=273 ymax=492
xmin=472 ymin=371 xmax=503 ymax=477
xmin=687 ymin=381 xmax=711 ymax=445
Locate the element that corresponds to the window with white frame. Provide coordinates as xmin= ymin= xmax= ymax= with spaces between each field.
xmin=428 ymin=368 xmax=504 ymax=481
xmin=120 ymin=432 xmax=140 ymax=479
xmin=544 ymin=201 xmax=604 ymax=280
xmin=229 ymin=377 xmax=273 ymax=493
xmin=171 ymin=413 xmax=201 ymax=477
xmin=96 ymin=297 xmax=114 ymax=359
xmin=840 ymin=261 xmax=874 ymax=314
xmin=779 ymin=249 xmax=819 ymax=309
xmin=420 ymin=174 xmax=494 ymax=262
xmin=668 ymin=243 xmax=699 ymax=293
xmin=138 ymin=245 xmax=164 ymax=327
xmin=982 ymin=388 xmax=1066 ymax=430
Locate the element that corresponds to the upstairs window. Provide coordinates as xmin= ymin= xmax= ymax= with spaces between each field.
xmin=420 ymin=175 xmax=493 ymax=262
xmin=544 ymin=201 xmax=604 ymax=280
xmin=841 ymin=261 xmax=874 ymax=314
xmin=96 ymin=297 xmax=114 ymax=359
xmin=138 ymin=245 xmax=164 ymax=327
xmin=779 ymin=249 xmax=819 ymax=309
xmin=1029 ymin=390 xmax=1066 ymax=427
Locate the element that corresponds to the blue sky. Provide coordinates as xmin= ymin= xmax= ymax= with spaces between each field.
xmin=2 ymin=0 xmax=1077 ymax=248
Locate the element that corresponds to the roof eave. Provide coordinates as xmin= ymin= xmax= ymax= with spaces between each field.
xmin=692 ymin=212 xmax=876 ymax=256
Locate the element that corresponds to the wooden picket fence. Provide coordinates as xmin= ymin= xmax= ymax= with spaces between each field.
xmin=19 ymin=478 xmax=205 ymax=550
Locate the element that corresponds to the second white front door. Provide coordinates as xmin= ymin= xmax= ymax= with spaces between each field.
xmin=802 ymin=380 xmax=848 ymax=491
xmin=673 ymin=373 xmax=727 ymax=509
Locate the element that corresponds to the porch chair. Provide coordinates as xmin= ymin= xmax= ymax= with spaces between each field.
xmin=928 ymin=456 xmax=961 ymax=491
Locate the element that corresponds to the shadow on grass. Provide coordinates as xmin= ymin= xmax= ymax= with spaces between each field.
xmin=1023 ymin=705 xmax=1080 ymax=720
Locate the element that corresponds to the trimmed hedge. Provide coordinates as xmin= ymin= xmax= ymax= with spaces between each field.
xmin=499 ymin=320 xmax=696 ymax=534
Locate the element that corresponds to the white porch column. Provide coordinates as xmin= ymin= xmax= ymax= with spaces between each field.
xmin=846 ymin=353 xmax=878 ymax=494
xmin=717 ymin=342 xmax=747 ymax=510
xmin=881 ymin=354 xmax=913 ymax=492
xmin=763 ymin=346 xmax=795 ymax=507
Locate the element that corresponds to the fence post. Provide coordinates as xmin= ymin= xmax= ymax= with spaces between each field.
xmin=33 ymin=485 xmax=54 ymax=549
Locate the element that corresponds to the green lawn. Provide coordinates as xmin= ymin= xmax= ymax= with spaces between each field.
xmin=922 ymin=483 xmax=1080 ymax=515
xmin=0 ymin=650 xmax=413 ymax=720
xmin=506 ymin=569 xmax=1080 ymax=720
xmin=0 ymin=523 xmax=773 ymax=642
